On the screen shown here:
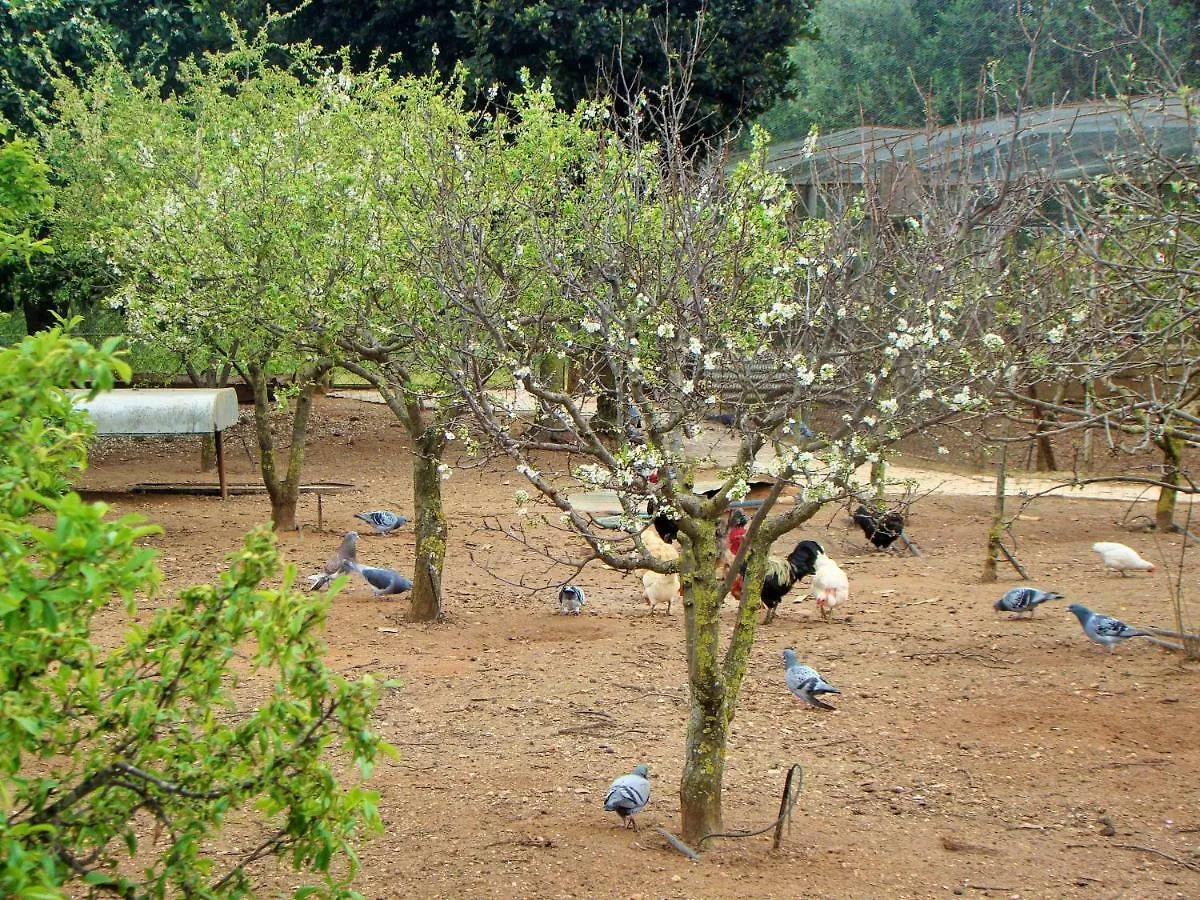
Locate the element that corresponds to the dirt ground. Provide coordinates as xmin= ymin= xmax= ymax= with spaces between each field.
xmin=78 ymin=396 xmax=1200 ymax=900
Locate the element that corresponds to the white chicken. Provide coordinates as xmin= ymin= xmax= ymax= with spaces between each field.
xmin=810 ymin=553 xmax=849 ymax=621
xmin=1092 ymin=541 xmax=1156 ymax=576
xmin=638 ymin=522 xmax=681 ymax=615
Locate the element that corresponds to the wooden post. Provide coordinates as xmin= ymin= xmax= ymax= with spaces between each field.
xmin=214 ymin=429 xmax=228 ymax=500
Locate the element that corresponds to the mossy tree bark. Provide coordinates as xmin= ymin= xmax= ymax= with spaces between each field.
xmin=1155 ymin=432 xmax=1183 ymax=532
xmin=679 ymin=517 xmax=728 ymax=843
xmin=408 ymin=416 xmax=448 ymax=622
xmin=676 ymin=493 xmax=821 ymax=846
xmin=247 ymin=358 xmax=330 ymax=531
xmin=335 ymin=358 xmax=449 ymax=622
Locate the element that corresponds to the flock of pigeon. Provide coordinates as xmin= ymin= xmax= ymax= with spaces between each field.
xmin=305 ymin=510 xmax=412 ymax=596
xmin=306 ymin=505 xmax=1169 ymax=832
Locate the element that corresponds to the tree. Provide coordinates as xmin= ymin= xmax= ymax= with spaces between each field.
xmin=0 ymin=126 xmax=52 ymax=266
xmin=274 ymin=0 xmax=817 ymax=139
xmin=1001 ymin=89 xmax=1200 ymax=532
xmin=0 ymin=0 xmax=258 ymax=130
xmin=0 ymin=324 xmax=388 ymax=896
xmin=46 ymin=44 xmax=383 ymax=530
xmin=275 ymin=70 xmax=480 ymax=622
xmin=400 ymin=81 xmax=1040 ymax=842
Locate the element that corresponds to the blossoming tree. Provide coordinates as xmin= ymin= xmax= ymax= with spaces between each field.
xmin=398 ymin=87 xmax=1043 ymax=842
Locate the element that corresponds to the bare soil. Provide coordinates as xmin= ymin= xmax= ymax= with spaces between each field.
xmin=78 ymin=396 xmax=1200 ymax=899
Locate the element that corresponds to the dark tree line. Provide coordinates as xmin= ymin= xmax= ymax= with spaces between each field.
xmin=758 ymin=0 xmax=1199 ymax=142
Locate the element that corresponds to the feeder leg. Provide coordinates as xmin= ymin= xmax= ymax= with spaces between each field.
xmin=215 ymin=430 xmax=228 ymax=500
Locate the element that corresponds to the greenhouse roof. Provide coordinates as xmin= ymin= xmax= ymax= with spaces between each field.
xmin=763 ymin=95 xmax=1196 ymax=190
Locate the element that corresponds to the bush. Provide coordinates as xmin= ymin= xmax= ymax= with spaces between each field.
xmin=0 ymin=324 xmax=390 ymax=897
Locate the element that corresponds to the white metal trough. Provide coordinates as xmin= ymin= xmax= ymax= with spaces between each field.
xmin=72 ymin=388 xmax=240 ymax=499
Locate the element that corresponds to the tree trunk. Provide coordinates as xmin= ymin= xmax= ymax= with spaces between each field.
xmin=1156 ymin=434 xmax=1183 ymax=532
xmin=679 ymin=524 xmax=728 ymax=844
xmin=1029 ymin=383 xmax=1058 ymax=472
xmin=248 ymin=360 xmax=326 ymax=531
xmin=408 ymin=422 xmax=448 ymax=622
xmin=982 ymin=439 xmax=1008 ymax=583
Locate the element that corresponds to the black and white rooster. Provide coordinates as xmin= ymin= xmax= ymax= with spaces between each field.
xmin=733 ymin=539 xmax=824 ymax=624
xmin=851 ymin=505 xmax=905 ymax=550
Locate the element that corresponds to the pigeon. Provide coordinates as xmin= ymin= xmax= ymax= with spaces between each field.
xmin=341 ymin=561 xmax=413 ymax=597
xmin=994 ymin=586 xmax=1064 ymax=618
xmin=354 ymin=510 xmax=407 ymax=536
xmin=558 ymin=584 xmax=586 ymax=615
xmin=305 ymin=531 xmax=359 ymax=591
xmin=810 ymin=553 xmax=849 ymax=621
xmin=604 ymin=764 xmax=651 ymax=830
xmin=1068 ymin=603 xmax=1149 ymax=651
xmin=782 ymin=648 xmax=840 ymax=710
xmin=1092 ymin=542 xmax=1155 ymax=576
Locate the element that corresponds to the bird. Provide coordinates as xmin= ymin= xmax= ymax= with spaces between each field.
xmin=645 ymin=495 xmax=680 ymax=544
xmin=810 ymin=550 xmax=849 ymax=622
xmin=851 ymin=504 xmax=906 ymax=550
xmin=638 ymin=521 xmax=681 ymax=615
xmin=1092 ymin=542 xmax=1155 ymax=576
xmin=604 ymin=764 xmax=651 ymax=830
xmin=341 ymin=561 xmax=413 ymax=597
xmin=994 ymin=586 xmax=1064 ymax=618
xmin=1068 ymin=603 xmax=1150 ymax=651
xmin=718 ymin=510 xmax=749 ymax=580
xmin=733 ymin=539 xmax=823 ymax=624
xmin=305 ymin=530 xmax=358 ymax=591
xmin=354 ymin=510 xmax=408 ymax=536
xmin=782 ymin=649 xmax=840 ymax=710
xmin=558 ymin=584 xmax=586 ymax=615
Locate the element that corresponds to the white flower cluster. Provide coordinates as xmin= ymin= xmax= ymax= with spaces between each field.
xmin=981 ymin=333 xmax=1005 ymax=351
xmin=437 ymin=463 xmax=453 ymax=481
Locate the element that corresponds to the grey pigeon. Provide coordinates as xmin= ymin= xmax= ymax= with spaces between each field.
xmin=994 ymin=587 xmax=1064 ymax=618
xmin=558 ymin=584 xmax=586 ymax=615
xmin=1068 ymin=603 xmax=1148 ymax=651
xmin=604 ymin=764 xmax=650 ymax=830
xmin=306 ymin=531 xmax=359 ymax=591
xmin=354 ymin=510 xmax=407 ymax=536
xmin=782 ymin=648 xmax=840 ymax=710
xmin=342 ymin=561 xmax=413 ymax=597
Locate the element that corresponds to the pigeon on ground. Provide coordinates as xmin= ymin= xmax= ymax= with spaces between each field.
xmin=994 ymin=586 xmax=1064 ymax=618
xmin=354 ymin=510 xmax=408 ymax=536
xmin=782 ymin=648 xmax=840 ymax=710
xmin=306 ymin=531 xmax=359 ymax=591
xmin=558 ymin=584 xmax=586 ymax=615
xmin=341 ymin=561 xmax=413 ymax=597
xmin=1068 ymin=603 xmax=1149 ymax=651
xmin=1092 ymin=542 xmax=1155 ymax=576
xmin=604 ymin=764 xmax=651 ymax=830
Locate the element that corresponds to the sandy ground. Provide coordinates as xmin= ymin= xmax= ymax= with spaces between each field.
xmin=77 ymin=396 xmax=1200 ymax=899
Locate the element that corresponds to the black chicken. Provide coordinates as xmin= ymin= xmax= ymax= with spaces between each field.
xmin=852 ymin=505 xmax=905 ymax=550
xmin=645 ymin=495 xmax=680 ymax=544
xmin=734 ymin=539 xmax=824 ymax=624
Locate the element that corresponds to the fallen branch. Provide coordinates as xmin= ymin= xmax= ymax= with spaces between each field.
xmin=1113 ymin=843 xmax=1200 ymax=873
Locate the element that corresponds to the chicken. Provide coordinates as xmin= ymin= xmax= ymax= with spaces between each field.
xmin=733 ymin=539 xmax=824 ymax=624
xmin=810 ymin=552 xmax=849 ymax=621
xmin=1092 ymin=541 xmax=1155 ymax=576
xmin=718 ymin=510 xmax=749 ymax=580
xmin=851 ymin=504 xmax=905 ymax=549
xmin=638 ymin=521 xmax=681 ymax=615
